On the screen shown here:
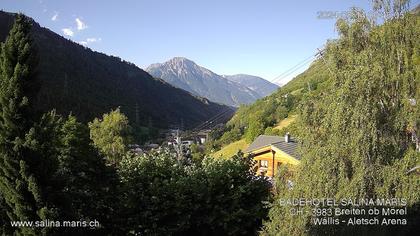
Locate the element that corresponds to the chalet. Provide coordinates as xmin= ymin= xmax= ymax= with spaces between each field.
xmin=245 ymin=133 xmax=300 ymax=177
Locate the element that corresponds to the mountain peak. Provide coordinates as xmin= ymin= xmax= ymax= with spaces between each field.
xmin=146 ymin=57 xmax=196 ymax=71
xmin=146 ymin=57 xmax=262 ymax=106
xmin=170 ymin=57 xmax=191 ymax=62
xmin=166 ymin=57 xmax=196 ymax=68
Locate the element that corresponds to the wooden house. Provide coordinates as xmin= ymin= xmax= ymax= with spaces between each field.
xmin=245 ymin=133 xmax=300 ymax=177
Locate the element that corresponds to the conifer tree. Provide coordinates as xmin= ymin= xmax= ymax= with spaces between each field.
xmin=24 ymin=112 xmax=120 ymax=234
xmin=56 ymin=114 xmax=118 ymax=232
xmin=0 ymin=14 xmax=40 ymax=235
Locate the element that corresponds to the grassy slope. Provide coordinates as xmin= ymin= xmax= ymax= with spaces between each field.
xmin=274 ymin=115 xmax=297 ymax=130
xmin=212 ymin=59 xmax=330 ymax=155
xmin=212 ymin=139 xmax=249 ymax=158
xmin=213 ymin=114 xmax=298 ymax=158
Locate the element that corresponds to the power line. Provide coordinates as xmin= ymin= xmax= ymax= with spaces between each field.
xmin=316 ymin=48 xmax=333 ymax=75
xmin=198 ymin=111 xmax=231 ymax=130
xmin=193 ymin=108 xmax=233 ymax=131
xmin=270 ymin=45 xmax=332 ymax=85
xmin=272 ymin=59 xmax=314 ymax=84
xmin=193 ymin=48 xmax=330 ymax=131
xmin=193 ymin=107 xmax=234 ymax=131
xmin=271 ymin=53 xmax=317 ymax=84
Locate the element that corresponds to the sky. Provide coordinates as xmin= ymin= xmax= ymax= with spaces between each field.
xmin=1 ymin=0 xmax=418 ymax=84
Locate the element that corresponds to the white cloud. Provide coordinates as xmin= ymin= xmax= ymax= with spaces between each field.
xmin=62 ymin=28 xmax=74 ymax=37
xmin=79 ymin=41 xmax=88 ymax=46
xmin=51 ymin=12 xmax=58 ymax=21
xmin=75 ymin=18 xmax=87 ymax=30
xmin=86 ymin=37 xmax=102 ymax=43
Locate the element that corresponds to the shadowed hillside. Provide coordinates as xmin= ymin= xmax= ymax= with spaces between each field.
xmin=0 ymin=11 xmax=230 ymax=129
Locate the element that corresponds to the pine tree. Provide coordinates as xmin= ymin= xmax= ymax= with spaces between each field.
xmin=56 ymin=115 xmax=119 ymax=233
xmin=0 ymin=14 xmax=40 ymax=235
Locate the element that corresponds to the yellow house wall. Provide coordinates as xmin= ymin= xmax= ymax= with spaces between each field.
xmin=253 ymin=152 xmax=275 ymax=177
xmin=251 ymin=145 xmax=300 ymax=177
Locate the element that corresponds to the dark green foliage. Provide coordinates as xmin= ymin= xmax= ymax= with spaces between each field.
xmin=0 ymin=16 xmax=118 ymax=235
xmin=131 ymin=123 xmax=159 ymax=144
xmin=0 ymin=195 xmax=7 ymax=233
xmin=0 ymin=11 xmax=230 ymax=130
xmin=262 ymin=1 xmax=420 ymax=235
xmin=0 ymin=14 xmax=41 ymax=236
xmin=188 ymin=154 xmax=271 ymax=236
xmin=25 ymin=111 xmax=119 ymax=235
xmin=118 ymin=151 xmax=271 ymax=235
xmin=57 ymin=115 xmax=119 ymax=235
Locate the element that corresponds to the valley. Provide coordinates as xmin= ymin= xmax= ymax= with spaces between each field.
xmin=0 ymin=1 xmax=419 ymax=235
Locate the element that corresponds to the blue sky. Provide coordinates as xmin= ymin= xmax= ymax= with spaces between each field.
xmin=2 ymin=0 xmax=418 ymax=84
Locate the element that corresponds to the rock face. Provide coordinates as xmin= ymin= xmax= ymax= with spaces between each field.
xmin=147 ymin=57 xmax=262 ymax=107
xmin=223 ymin=74 xmax=278 ymax=97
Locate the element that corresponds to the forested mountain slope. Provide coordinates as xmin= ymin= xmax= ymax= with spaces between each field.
xmin=0 ymin=11 xmax=229 ymax=128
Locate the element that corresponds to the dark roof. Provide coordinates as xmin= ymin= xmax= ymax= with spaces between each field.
xmin=245 ymin=135 xmax=300 ymax=160
xmin=272 ymin=142 xmax=300 ymax=160
xmin=245 ymin=135 xmax=282 ymax=152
